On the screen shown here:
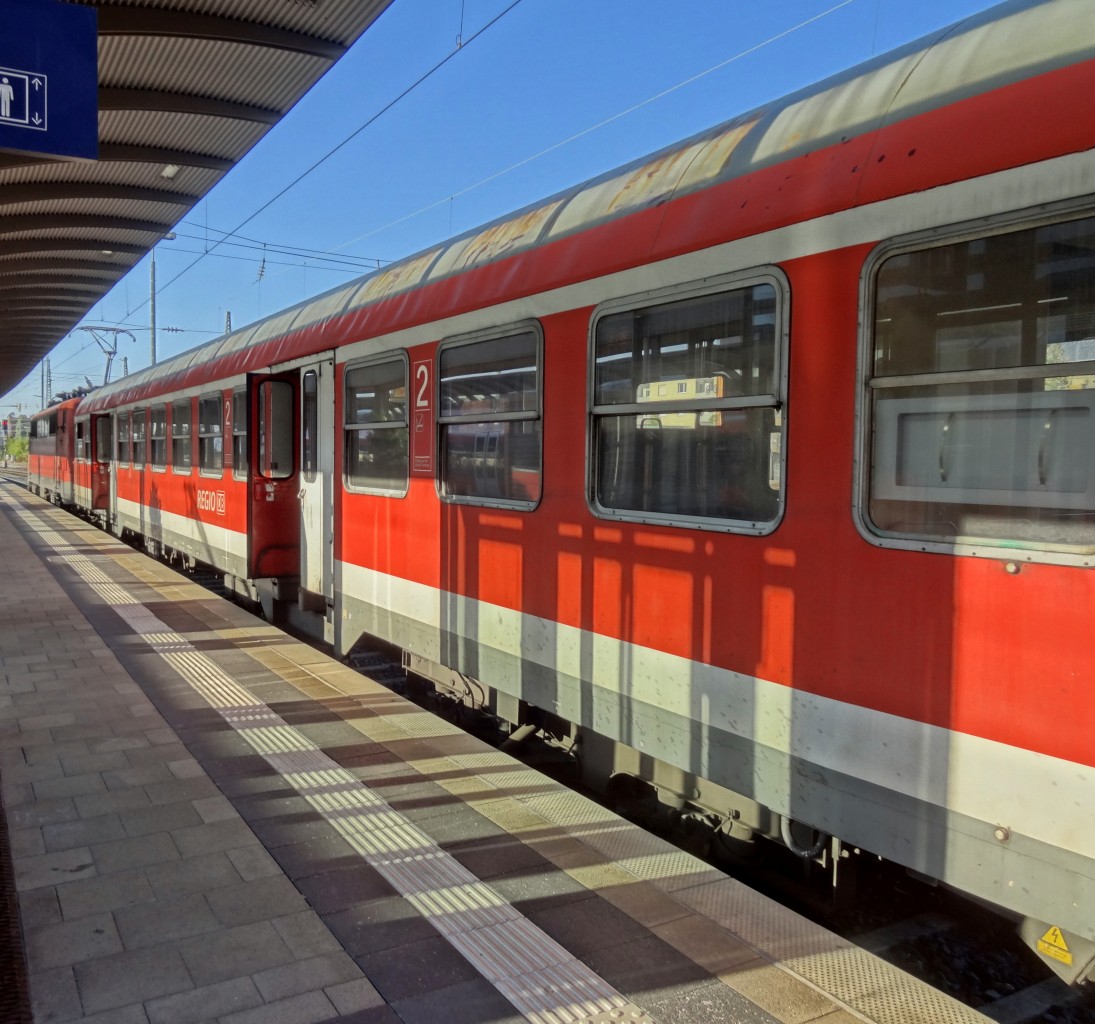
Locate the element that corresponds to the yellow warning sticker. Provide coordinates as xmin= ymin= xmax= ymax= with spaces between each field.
xmin=1037 ymin=926 xmax=1074 ymax=966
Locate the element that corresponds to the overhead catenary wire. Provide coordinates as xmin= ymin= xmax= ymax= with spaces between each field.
xmin=22 ymin=1 xmax=857 ymax=409
xmin=341 ymin=0 xmax=859 ymax=246
xmin=145 ymin=0 xmax=526 ymax=313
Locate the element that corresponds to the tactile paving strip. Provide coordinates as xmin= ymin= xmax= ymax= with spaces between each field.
xmin=29 ymin=510 xmax=660 ymax=1024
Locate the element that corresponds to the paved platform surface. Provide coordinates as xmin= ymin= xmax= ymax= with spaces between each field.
xmin=0 ymin=483 xmax=990 ymax=1024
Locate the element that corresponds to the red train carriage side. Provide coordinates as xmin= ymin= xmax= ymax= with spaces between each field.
xmin=28 ymin=397 xmax=80 ymax=506
xmin=69 ymin=0 xmax=1095 ymax=981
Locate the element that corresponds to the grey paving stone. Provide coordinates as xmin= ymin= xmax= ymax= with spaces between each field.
xmin=1 ymin=779 xmax=33 ymax=807
xmin=177 ymin=920 xmax=296 ymax=987
xmin=324 ymin=977 xmax=386 ymax=1016
xmin=355 ymin=935 xmax=480 ymax=1003
xmin=61 ymin=750 xmax=133 ymax=776
xmin=225 ymin=843 xmax=282 ymax=882
xmin=324 ymin=896 xmax=437 ymax=957
xmin=75 ymin=786 xmax=153 ymax=818
xmin=15 ymin=846 xmax=97 ymax=891
xmin=19 ymin=885 xmax=62 ymax=929
xmin=1 ymin=757 xmax=64 ymax=784
xmin=218 ymin=990 xmax=338 ymax=1024
xmin=10 ymin=824 xmax=45 ymax=858
xmin=28 ymin=965 xmax=82 ymax=1024
xmin=33 ymin=771 xmax=107 ymax=806
xmin=91 ymin=830 xmax=181 ymax=874
xmin=114 ymin=892 xmax=221 ymax=950
xmin=252 ymin=951 xmax=362 ymax=1002
xmin=56 ymin=868 xmax=157 ymax=919
xmin=489 ymin=861 xmax=591 ymax=914
xmin=9 ymin=795 xmax=78 ymax=828
xmin=104 ymin=762 xmax=177 ymax=790
xmin=390 ymin=977 xmax=525 ymax=1024
xmin=79 ymin=1004 xmax=151 ymax=1024
xmin=294 ymin=861 xmax=396 ymax=915
xmin=124 ymin=740 xmax=190 ymax=766
xmin=268 ymin=833 xmax=361 ymax=881
xmin=121 ymin=799 xmax=204 ymax=837
xmin=443 ymin=833 xmax=555 ymax=882
xmin=172 ymin=818 xmax=258 ymax=858
xmin=75 ymin=945 xmax=194 ymax=1014
xmin=582 ymin=932 xmax=715 ymax=1003
xmin=17 ymin=712 xmax=78 ymax=730
xmin=271 ymin=910 xmax=344 ymax=959
xmin=205 ymin=874 xmax=309 ymax=927
xmin=88 ymin=734 xmax=150 ymax=754
xmin=145 ymin=977 xmax=263 ymax=1024
xmin=192 ymin=794 xmax=237 ymax=822
xmin=167 ymin=757 xmax=207 ymax=780
xmin=144 ymin=850 xmax=244 ymax=901
xmin=146 ymin=776 xmax=222 ymax=806
xmin=43 ymin=813 xmax=128 ymax=852
xmin=24 ymin=910 xmax=123 ymax=970
xmin=527 ymin=891 xmax=651 ymax=958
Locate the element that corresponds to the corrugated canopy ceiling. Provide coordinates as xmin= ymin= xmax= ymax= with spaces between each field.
xmin=0 ymin=0 xmax=394 ymax=399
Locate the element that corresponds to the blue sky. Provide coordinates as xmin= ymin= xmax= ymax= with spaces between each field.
xmin=4 ymin=0 xmax=1005 ymax=412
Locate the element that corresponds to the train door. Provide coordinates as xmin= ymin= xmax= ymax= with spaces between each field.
xmin=92 ymin=414 xmax=111 ymax=510
xmin=246 ymin=372 xmax=300 ymax=579
xmin=298 ymin=357 xmax=334 ymax=612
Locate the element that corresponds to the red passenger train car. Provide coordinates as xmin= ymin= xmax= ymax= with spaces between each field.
xmin=44 ymin=0 xmax=1095 ymax=979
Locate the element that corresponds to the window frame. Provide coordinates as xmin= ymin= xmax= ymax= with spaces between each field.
xmin=131 ymin=408 xmax=147 ymax=466
xmin=75 ymin=416 xmax=89 ymax=462
xmin=343 ymin=352 xmax=410 ymax=498
xmin=198 ymin=393 xmax=224 ymax=477
xmin=150 ymin=405 xmax=168 ymax=471
xmin=436 ymin=321 xmax=544 ymax=512
xmin=587 ymin=269 xmax=790 ymax=535
xmin=854 ymin=202 xmax=1095 ymax=567
xmin=171 ymin=398 xmax=192 ymax=474
xmin=115 ymin=410 xmax=131 ymax=467
xmin=232 ymin=388 xmax=248 ymax=480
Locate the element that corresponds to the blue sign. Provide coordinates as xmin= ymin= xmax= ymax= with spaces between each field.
xmin=0 ymin=0 xmax=97 ymax=159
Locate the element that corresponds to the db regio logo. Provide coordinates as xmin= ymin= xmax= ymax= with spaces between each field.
xmin=196 ymin=489 xmax=226 ymax=516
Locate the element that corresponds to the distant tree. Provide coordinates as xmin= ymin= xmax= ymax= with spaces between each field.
xmin=6 ymin=436 xmax=28 ymax=462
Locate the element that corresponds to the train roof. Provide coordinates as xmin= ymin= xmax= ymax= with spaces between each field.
xmin=80 ymin=0 xmax=1094 ymax=413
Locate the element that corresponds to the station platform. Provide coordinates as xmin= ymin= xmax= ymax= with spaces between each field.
xmin=0 ymin=482 xmax=990 ymax=1024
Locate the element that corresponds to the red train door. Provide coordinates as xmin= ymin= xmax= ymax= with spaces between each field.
xmin=246 ymin=372 xmax=300 ymax=578
xmin=91 ymin=414 xmax=111 ymax=509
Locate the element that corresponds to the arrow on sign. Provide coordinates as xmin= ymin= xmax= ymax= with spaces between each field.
xmin=32 ymin=78 xmax=42 ymax=90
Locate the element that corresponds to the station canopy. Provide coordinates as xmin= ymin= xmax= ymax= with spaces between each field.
xmin=0 ymin=0 xmax=394 ymax=400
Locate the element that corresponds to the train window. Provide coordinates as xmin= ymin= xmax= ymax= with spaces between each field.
xmin=344 ymin=356 xmax=408 ymax=495
xmin=150 ymin=406 xmax=167 ymax=469
xmin=132 ymin=409 xmax=146 ymax=466
xmin=258 ymin=380 xmax=293 ymax=479
xmin=590 ymin=279 xmax=786 ymax=531
xmin=864 ymin=213 xmax=1095 ymax=556
xmin=95 ymin=417 xmax=111 ymax=464
xmin=232 ymin=390 xmax=248 ymax=478
xmin=75 ymin=419 xmax=88 ymax=461
xmin=302 ymin=371 xmax=318 ymax=483
xmin=171 ymin=399 xmax=192 ymax=472
xmin=198 ymin=395 xmax=224 ymax=475
xmin=115 ymin=412 xmax=131 ymax=466
xmin=438 ymin=326 xmax=542 ymax=508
